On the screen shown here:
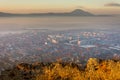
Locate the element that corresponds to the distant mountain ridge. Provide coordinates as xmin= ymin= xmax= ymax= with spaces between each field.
xmin=70 ymin=9 xmax=94 ymax=16
xmin=0 ymin=9 xmax=95 ymax=17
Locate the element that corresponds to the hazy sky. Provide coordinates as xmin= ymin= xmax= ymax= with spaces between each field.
xmin=0 ymin=0 xmax=120 ymax=14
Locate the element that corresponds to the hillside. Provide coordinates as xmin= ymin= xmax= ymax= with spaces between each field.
xmin=1 ymin=58 xmax=120 ymax=80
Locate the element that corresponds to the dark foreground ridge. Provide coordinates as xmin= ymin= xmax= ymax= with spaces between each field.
xmin=0 ymin=58 xmax=120 ymax=80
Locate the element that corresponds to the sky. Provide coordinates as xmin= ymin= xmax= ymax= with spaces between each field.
xmin=0 ymin=0 xmax=120 ymax=14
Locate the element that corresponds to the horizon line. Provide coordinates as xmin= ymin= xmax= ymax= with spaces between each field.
xmin=0 ymin=9 xmax=120 ymax=16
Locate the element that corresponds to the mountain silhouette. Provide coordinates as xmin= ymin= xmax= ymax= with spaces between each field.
xmin=70 ymin=9 xmax=94 ymax=16
xmin=0 ymin=12 xmax=13 ymax=16
xmin=0 ymin=9 xmax=94 ymax=17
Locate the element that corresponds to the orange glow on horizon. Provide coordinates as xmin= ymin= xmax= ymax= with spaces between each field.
xmin=0 ymin=0 xmax=120 ymax=15
xmin=0 ymin=7 xmax=120 ymax=15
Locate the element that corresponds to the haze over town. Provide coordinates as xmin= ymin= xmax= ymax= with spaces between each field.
xmin=0 ymin=0 xmax=120 ymax=80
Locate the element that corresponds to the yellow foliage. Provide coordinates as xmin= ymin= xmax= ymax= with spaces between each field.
xmin=36 ymin=58 xmax=120 ymax=80
xmin=1 ymin=58 xmax=120 ymax=80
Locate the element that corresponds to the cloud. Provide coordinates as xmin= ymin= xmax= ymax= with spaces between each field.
xmin=105 ymin=3 xmax=120 ymax=7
